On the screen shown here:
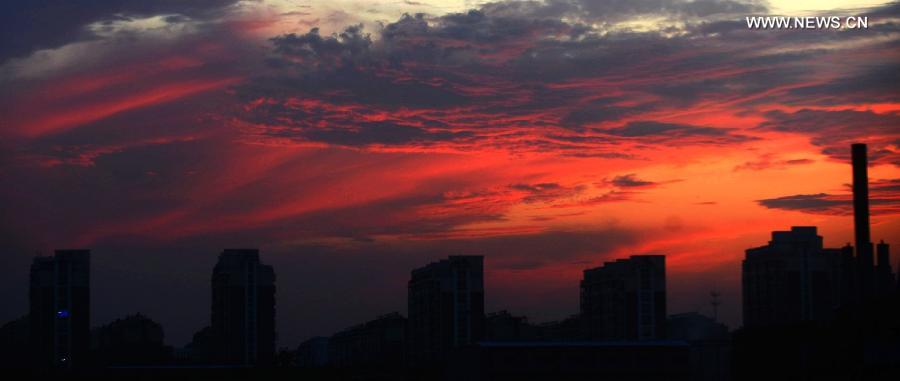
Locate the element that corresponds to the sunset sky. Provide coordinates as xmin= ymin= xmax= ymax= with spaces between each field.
xmin=1 ymin=0 xmax=898 ymax=347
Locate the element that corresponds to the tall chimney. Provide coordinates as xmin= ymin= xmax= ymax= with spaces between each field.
xmin=852 ymin=143 xmax=874 ymax=294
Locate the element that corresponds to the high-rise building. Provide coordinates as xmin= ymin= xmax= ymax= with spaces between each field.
xmin=407 ymin=255 xmax=484 ymax=367
xmin=742 ymin=227 xmax=849 ymax=327
xmin=29 ymin=250 xmax=90 ymax=369
xmin=210 ymin=249 xmax=276 ymax=366
xmin=580 ymin=255 xmax=666 ymax=340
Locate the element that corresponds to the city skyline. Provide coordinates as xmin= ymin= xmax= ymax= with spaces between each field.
xmin=1 ymin=0 xmax=899 ymax=352
xmin=3 ymin=139 xmax=897 ymax=377
xmin=6 ymin=201 xmax=894 ymax=354
xmin=1 ymin=144 xmax=897 ymax=349
xmin=7 ymin=219 xmax=893 ymax=371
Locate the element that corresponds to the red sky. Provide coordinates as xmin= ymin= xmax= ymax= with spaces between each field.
xmin=0 ymin=0 xmax=898 ymax=346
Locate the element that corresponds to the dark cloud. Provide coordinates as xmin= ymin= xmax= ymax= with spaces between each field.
xmin=240 ymin=3 xmax=779 ymax=150
xmin=270 ymin=26 xmax=373 ymax=69
xmin=300 ymin=121 xmax=473 ymax=146
xmin=734 ymin=156 xmax=815 ymax=171
xmin=232 ymin=1 xmax=900 ymax=157
xmin=482 ymin=0 xmax=768 ymax=22
xmin=756 ymin=193 xmax=849 ymax=215
xmin=607 ymin=174 xmax=657 ymax=188
xmin=603 ymin=121 xmax=754 ymax=144
xmin=758 ymin=109 xmax=900 ymax=166
xmin=386 ymin=10 xmax=556 ymax=44
xmin=560 ymin=98 xmax=656 ymax=129
xmin=509 ymin=182 xmax=587 ymax=203
xmin=0 ymin=0 xmax=240 ymax=63
xmin=551 ymin=190 xmax=639 ymax=208
xmin=756 ymin=179 xmax=900 ymax=216
xmin=786 ymin=64 xmax=900 ymax=106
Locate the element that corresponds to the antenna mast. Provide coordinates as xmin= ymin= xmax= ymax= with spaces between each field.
xmin=710 ymin=291 xmax=721 ymax=322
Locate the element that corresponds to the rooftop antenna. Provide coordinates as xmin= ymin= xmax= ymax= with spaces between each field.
xmin=710 ymin=291 xmax=721 ymax=322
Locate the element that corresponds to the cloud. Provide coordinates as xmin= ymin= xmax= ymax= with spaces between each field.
xmin=269 ymin=25 xmax=373 ymax=70
xmin=757 ymin=109 xmax=900 ymax=166
xmin=602 ymin=121 xmax=754 ymax=144
xmin=756 ymin=179 xmax=900 ymax=216
xmin=734 ymin=155 xmax=814 ymax=171
xmin=756 ymin=193 xmax=849 ymax=215
xmin=238 ymin=11 xmax=768 ymax=153
xmin=560 ymin=98 xmax=656 ymax=130
xmin=0 ymin=0 xmax=241 ymax=63
xmin=785 ymin=64 xmax=900 ymax=107
xmin=5 ymin=0 xmax=895 ymax=247
xmin=607 ymin=174 xmax=657 ymax=188
xmin=482 ymin=0 xmax=768 ymax=23
xmin=550 ymin=190 xmax=639 ymax=209
xmin=509 ymin=182 xmax=587 ymax=203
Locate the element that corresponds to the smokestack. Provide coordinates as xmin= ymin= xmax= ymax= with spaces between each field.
xmin=852 ymin=143 xmax=871 ymax=253
xmin=852 ymin=143 xmax=874 ymax=295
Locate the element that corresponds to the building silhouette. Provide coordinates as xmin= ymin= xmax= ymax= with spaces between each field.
xmin=449 ymin=341 xmax=690 ymax=380
xmin=210 ymin=249 xmax=276 ymax=366
xmin=327 ymin=312 xmax=405 ymax=369
xmin=296 ymin=337 xmax=329 ymax=368
xmin=667 ymin=313 xmax=730 ymax=381
xmin=407 ymin=255 xmax=484 ymax=368
xmin=0 ymin=316 xmax=30 ymax=369
xmin=484 ymin=311 xmax=534 ymax=341
xmin=484 ymin=311 xmax=586 ymax=342
xmin=92 ymin=313 xmax=172 ymax=365
xmin=580 ymin=255 xmax=666 ymax=340
xmin=743 ymin=144 xmax=895 ymax=328
xmin=742 ymin=227 xmax=849 ymax=327
xmin=876 ymin=240 xmax=896 ymax=297
xmin=184 ymin=325 xmax=216 ymax=364
xmin=29 ymin=249 xmax=90 ymax=369
xmin=734 ymin=144 xmax=899 ymax=380
xmin=531 ymin=314 xmax=583 ymax=341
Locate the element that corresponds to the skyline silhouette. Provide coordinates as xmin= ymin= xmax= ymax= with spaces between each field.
xmin=4 ymin=144 xmax=896 ymax=351
xmin=1 ymin=144 xmax=897 ymax=379
xmin=3 ymin=2 xmax=900 ymax=349
xmin=1 ymin=0 xmax=899 ymax=379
